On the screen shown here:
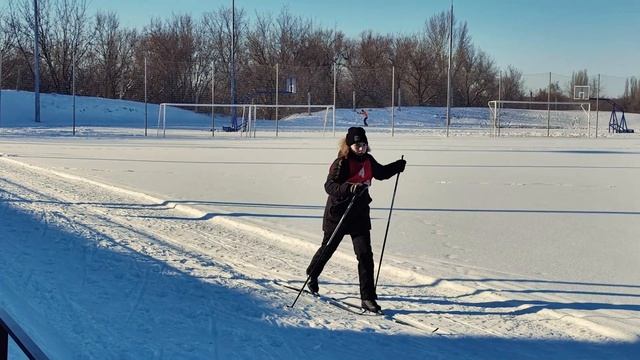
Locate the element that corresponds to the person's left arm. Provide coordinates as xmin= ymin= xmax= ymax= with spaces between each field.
xmin=370 ymin=155 xmax=406 ymax=180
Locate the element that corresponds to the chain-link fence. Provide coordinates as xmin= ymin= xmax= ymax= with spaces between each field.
xmin=1 ymin=51 xmax=638 ymax=137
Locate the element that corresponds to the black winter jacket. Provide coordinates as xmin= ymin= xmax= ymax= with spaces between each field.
xmin=322 ymin=152 xmax=403 ymax=232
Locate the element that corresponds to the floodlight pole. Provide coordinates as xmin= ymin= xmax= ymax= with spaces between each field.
xmin=391 ymin=66 xmax=395 ymax=136
xmin=595 ymin=74 xmax=600 ymax=138
xmin=333 ymin=64 xmax=337 ymax=136
xmin=211 ymin=61 xmax=215 ymax=137
xmin=275 ymin=63 xmax=279 ymax=136
xmin=34 ymin=0 xmax=41 ymax=123
xmin=230 ymin=0 xmax=237 ymax=130
xmin=497 ymin=70 xmax=502 ymax=137
xmin=445 ymin=0 xmax=453 ymax=137
xmin=72 ymin=49 xmax=76 ymax=135
xmin=144 ymin=57 xmax=148 ymax=136
xmin=547 ymin=72 xmax=551 ymax=136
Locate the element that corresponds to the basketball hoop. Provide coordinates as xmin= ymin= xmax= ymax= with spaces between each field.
xmin=286 ymin=76 xmax=297 ymax=94
xmin=573 ymin=85 xmax=590 ymax=100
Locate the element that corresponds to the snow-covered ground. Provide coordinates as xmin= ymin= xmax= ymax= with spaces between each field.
xmin=1 ymin=91 xmax=639 ymax=359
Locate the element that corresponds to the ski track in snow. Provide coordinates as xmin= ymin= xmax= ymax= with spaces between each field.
xmin=0 ymin=155 xmax=637 ymax=358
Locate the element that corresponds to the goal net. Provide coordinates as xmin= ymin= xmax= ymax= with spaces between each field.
xmin=156 ymin=103 xmax=248 ymax=137
xmin=156 ymin=103 xmax=335 ymax=137
xmin=488 ymin=100 xmax=592 ymax=137
xmin=248 ymin=104 xmax=335 ymax=135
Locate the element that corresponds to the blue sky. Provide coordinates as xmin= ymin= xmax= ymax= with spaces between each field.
xmin=57 ymin=0 xmax=640 ymax=77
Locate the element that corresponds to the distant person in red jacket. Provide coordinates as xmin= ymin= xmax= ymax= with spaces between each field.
xmin=358 ymin=109 xmax=369 ymax=127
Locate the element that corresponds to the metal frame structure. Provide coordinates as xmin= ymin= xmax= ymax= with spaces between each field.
xmin=157 ymin=103 xmax=335 ymax=138
xmin=488 ymin=100 xmax=591 ymax=136
xmin=598 ymin=98 xmax=635 ymax=133
xmin=1 ymin=308 xmax=49 ymax=360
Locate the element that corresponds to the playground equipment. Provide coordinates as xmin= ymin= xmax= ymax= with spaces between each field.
xmin=592 ymin=98 xmax=634 ymax=133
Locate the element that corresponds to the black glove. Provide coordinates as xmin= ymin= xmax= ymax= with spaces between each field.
xmin=349 ymin=183 xmax=368 ymax=194
xmin=394 ymin=159 xmax=406 ymax=173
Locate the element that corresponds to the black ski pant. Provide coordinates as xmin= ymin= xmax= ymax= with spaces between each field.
xmin=306 ymin=228 xmax=377 ymax=300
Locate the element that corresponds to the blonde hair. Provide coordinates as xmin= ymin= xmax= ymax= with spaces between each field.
xmin=337 ymin=138 xmax=371 ymax=159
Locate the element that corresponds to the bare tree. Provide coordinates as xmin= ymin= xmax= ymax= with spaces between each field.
xmin=532 ymin=81 xmax=564 ymax=101
xmin=500 ymin=65 xmax=525 ymax=100
xmin=0 ymin=9 xmax=14 ymax=54
xmin=8 ymin=0 xmax=93 ymax=93
xmin=1 ymin=8 xmax=13 ymax=87
xmin=403 ymin=35 xmax=437 ymax=105
xmin=201 ymin=5 xmax=247 ymax=104
xmin=423 ymin=11 xmax=450 ymax=105
xmin=344 ymin=31 xmax=393 ymax=107
xmin=142 ymin=14 xmax=212 ymax=104
xmin=622 ymin=77 xmax=640 ymax=111
xmin=567 ymin=69 xmax=589 ymax=97
xmin=243 ymin=7 xmax=339 ymax=108
xmin=90 ymin=11 xmax=137 ymax=99
xmin=456 ymin=48 xmax=497 ymax=106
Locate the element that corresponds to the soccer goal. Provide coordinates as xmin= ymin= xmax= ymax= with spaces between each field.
xmin=488 ymin=100 xmax=591 ymax=137
xmin=156 ymin=103 xmax=335 ymax=137
xmin=250 ymin=104 xmax=335 ymax=136
xmin=156 ymin=103 xmax=253 ymax=137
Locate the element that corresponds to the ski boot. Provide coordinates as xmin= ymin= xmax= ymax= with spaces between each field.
xmin=361 ymin=299 xmax=382 ymax=314
xmin=307 ymin=277 xmax=319 ymax=294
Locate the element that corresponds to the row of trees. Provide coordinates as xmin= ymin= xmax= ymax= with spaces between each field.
xmin=1 ymin=0 xmax=639 ymax=113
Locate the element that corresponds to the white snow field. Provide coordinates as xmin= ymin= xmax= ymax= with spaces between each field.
xmin=1 ymin=91 xmax=639 ymax=359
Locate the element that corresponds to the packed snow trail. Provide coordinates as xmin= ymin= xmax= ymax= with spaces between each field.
xmin=0 ymin=155 xmax=637 ymax=359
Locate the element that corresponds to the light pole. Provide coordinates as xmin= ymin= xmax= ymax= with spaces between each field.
xmin=230 ymin=0 xmax=237 ymax=129
xmin=445 ymin=0 xmax=453 ymax=136
xmin=72 ymin=47 xmax=76 ymax=135
xmin=34 ymin=0 xmax=41 ymax=123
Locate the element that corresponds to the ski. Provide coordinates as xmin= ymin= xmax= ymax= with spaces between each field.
xmin=274 ymin=280 xmax=440 ymax=334
xmin=276 ymin=280 xmax=370 ymax=315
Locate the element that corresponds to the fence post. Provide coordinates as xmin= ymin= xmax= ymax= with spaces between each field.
xmin=595 ymin=74 xmax=600 ymax=138
xmin=72 ymin=49 xmax=76 ymax=136
xmin=497 ymin=70 xmax=502 ymax=137
xmin=34 ymin=0 xmax=41 ymax=123
xmin=352 ymin=90 xmax=355 ymax=111
xmin=275 ymin=63 xmax=279 ymax=136
xmin=391 ymin=66 xmax=395 ymax=136
xmin=211 ymin=62 xmax=215 ymax=137
xmin=547 ymin=72 xmax=551 ymax=136
xmin=144 ymin=57 xmax=148 ymax=136
xmin=333 ymin=64 xmax=337 ymax=136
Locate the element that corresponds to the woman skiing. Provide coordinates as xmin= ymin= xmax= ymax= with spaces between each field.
xmin=358 ymin=109 xmax=369 ymax=127
xmin=306 ymin=127 xmax=406 ymax=313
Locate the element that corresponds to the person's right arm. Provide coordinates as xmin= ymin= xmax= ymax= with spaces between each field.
xmin=324 ymin=158 xmax=352 ymax=197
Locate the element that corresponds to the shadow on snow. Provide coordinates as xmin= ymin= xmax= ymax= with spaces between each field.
xmin=0 ymin=201 xmax=638 ymax=359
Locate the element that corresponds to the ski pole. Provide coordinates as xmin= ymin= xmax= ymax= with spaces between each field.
xmin=375 ymin=155 xmax=404 ymax=289
xmin=289 ymin=186 xmax=367 ymax=309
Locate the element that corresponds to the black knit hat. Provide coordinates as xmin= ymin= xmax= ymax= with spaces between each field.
xmin=346 ymin=127 xmax=368 ymax=146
